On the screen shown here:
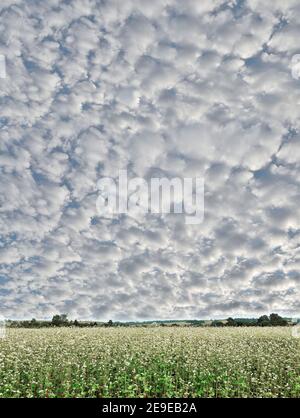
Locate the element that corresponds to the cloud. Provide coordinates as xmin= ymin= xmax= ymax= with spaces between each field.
xmin=0 ymin=0 xmax=300 ymax=320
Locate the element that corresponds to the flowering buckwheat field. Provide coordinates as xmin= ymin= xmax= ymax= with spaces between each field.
xmin=0 ymin=327 xmax=299 ymax=398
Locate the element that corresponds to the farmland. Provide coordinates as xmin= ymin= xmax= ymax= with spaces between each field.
xmin=0 ymin=327 xmax=299 ymax=398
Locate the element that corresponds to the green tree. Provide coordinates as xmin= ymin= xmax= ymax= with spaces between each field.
xmin=257 ymin=315 xmax=270 ymax=326
xmin=51 ymin=314 xmax=69 ymax=326
xmin=270 ymin=313 xmax=288 ymax=326
xmin=212 ymin=320 xmax=224 ymax=327
xmin=226 ymin=317 xmax=237 ymax=326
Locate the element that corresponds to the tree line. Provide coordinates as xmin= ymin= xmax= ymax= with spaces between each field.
xmin=6 ymin=313 xmax=294 ymax=328
xmin=211 ymin=313 xmax=289 ymax=327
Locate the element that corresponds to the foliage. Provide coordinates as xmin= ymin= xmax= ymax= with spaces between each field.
xmin=6 ymin=313 xmax=291 ymax=328
xmin=51 ymin=314 xmax=68 ymax=327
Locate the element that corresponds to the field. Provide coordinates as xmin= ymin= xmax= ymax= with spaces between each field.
xmin=0 ymin=327 xmax=299 ymax=398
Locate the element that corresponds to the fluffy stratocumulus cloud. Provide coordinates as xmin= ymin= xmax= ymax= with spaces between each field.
xmin=0 ymin=0 xmax=300 ymax=320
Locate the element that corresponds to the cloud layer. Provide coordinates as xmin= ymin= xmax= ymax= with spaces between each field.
xmin=0 ymin=0 xmax=300 ymax=320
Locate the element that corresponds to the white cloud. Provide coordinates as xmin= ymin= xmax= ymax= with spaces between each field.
xmin=0 ymin=0 xmax=300 ymax=320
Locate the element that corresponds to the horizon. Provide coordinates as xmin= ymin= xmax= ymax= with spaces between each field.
xmin=5 ymin=314 xmax=299 ymax=322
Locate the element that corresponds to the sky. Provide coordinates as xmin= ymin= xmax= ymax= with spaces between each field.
xmin=0 ymin=0 xmax=300 ymax=321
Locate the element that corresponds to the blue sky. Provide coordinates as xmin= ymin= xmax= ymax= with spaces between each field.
xmin=0 ymin=0 xmax=300 ymax=320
